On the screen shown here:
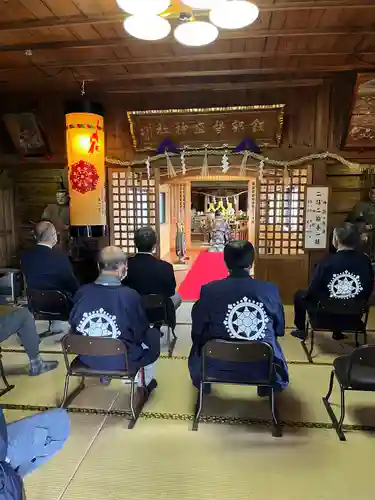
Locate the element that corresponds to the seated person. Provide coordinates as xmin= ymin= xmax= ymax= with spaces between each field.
xmin=188 ymin=240 xmax=289 ymax=396
xmin=123 ymin=227 xmax=181 ymax=327
xmin=21 ymin=221 xmax=79 ymax=334
xmin=0 ymin=407 xmax=70 ymax=498
xmin=209 ymin=211 xmax=230 ymax=252
xmin=69 ymin=246 xmax=160 ymax=393
xmin=292 ymin=222 xmax=374 ymax=341
xmin=0 ymin=307 xmax=58 ymax=376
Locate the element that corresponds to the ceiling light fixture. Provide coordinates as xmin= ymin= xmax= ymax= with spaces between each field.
xmin=209 ymin=0 xmax=259 ymax=30
xmin=124 ymin=15 xmax=171 ymax=41
xmin=116 ymin=0 xmax=170 ymax=15
xmin=174 ymin=20 xmax=219 ymax=47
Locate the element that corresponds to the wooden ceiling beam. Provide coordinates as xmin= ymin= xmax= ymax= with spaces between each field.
xmin=0 ymin=50 xmax=371 ymax=72
xmin=2 ymin=27 xmax=375 ymax=53
xmin=1 ymin=66 xmax=357 ymax=85
xmin=0 ymin=1 xmax=373 ymax=33
xmin=105 ymin=79 xmax=324 ymax=94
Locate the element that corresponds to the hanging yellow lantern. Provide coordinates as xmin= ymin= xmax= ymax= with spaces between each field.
xmin=65 ymin=113 xmax=106 ymax=228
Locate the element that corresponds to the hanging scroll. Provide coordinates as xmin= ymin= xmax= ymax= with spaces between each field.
xmin=304 ymin=186 xmax=329 ymax=250
xmin=127 ymin=105 xmax=285 ymax=152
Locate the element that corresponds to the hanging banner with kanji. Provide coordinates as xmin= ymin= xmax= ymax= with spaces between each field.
xmin=127 ymin=105 xmax=285 ymax=152
xmin=304 ymin=186 xmax=329 ymax=250
xmin=66 ymin=112 xmax=106 ymax=227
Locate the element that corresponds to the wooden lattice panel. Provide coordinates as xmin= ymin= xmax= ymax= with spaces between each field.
xmin=109 ymin=169 xmax=156 ymax=255
xmin=258 ymin=168 xmax=307 ymax=256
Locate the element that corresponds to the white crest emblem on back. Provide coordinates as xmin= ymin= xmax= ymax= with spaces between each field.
xmin=328 ymin=270 xmax=363 ymax=299
xmin=223 ymin=296 xmax=269 ymax=340
xmin=77 ymin=308 xmax=121 ymax=338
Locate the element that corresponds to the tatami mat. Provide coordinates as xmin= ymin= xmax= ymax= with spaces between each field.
xmin=3 ymin=352 xmax=375 ymax=429
xmin=22 ymin=413 xmax=108 ymax=500
xmin=57 ymin=418 xmax=375 ymax=500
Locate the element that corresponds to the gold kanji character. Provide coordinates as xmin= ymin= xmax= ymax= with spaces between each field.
xmin=232 ymin=120 xmax=244 ymax=132
xmin=250 ymin=119 xmax=264 ymax=133
xmin=213 ymin=120 xmax=225 ymax=135
xmin=156 ymin=122 xmax=169 ymax=135
xmin=175 ymin=122 xmax=189 ymax=135
xmin=194 ymin=122 xmax=205 ymax=135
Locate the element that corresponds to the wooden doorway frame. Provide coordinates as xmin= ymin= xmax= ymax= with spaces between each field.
xmin=166 ymin=173 xmax=256 ymax=251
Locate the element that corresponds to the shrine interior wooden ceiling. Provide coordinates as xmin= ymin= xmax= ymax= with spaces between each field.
xmin=0 ymin=0 xmax=375 ymax=95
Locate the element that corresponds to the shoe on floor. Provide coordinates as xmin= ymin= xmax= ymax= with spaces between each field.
xmin=29 ymin=360 xmax=59 ymax=376
xmin=291 ymin=328 xmax=307 ymax=341
xmin=332 ymin=332 xmax=347 ymax=341
xmin=146 ymin=378 xmax=158 ymax=395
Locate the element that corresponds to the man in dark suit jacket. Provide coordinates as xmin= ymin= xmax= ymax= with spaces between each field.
xmin=21 ymin=221 xmax=79 ymax=333
xmin=123 ymin=227 xmax=181 ymax=327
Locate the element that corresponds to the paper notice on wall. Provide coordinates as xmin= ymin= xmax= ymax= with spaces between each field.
xmin=304 ymin=186 xmax=329 ymax=250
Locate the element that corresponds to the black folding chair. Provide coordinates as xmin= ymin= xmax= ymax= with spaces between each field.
xmin=322 ymin=345 xmax=375 ymax=441
xmin=60 ymin=333 xmax=147 ymax=429
xmin=302 ymin=298 xmax=369 ymax=363
xmin=0 ymin=346 xmax=14 ymax=397
xmin=192 ymin=339 xmax=282 ymax=437
xmin=141 ymin=294 xmax=177 ymax=357
xmin=27 ymin=289 xmax=72 ymax=339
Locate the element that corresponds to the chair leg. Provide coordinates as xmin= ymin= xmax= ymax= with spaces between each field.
xmin=192 ymin=382 xmax=204 ymax=431
xmin=167 ymin=326 xmax=177 ymax=358
xmin=128 ymin=378 xmax=149 ymax=430
xmin=364 ymin=328 xmax=368 ymax=345
xmin=269 ymin=388 xmax=282 ymax=438
xmin=39 ymin=321 xmax=55 ymax=340
xmin=301 ymin=324 xmax=314 ymax=364
xmin=355 ymin=330 xmax=359 ymax=348
xmin=322 ymin=371 xmax=346 ymax=441
xmin=0 ymin=354 xmax=14 ymax=397
xmin=60 ymin=375 xmax=85 ymax=408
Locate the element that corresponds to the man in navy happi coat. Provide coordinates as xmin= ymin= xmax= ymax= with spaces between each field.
xmin=292 ymin=222 xmax=374 ymax=340
xmin=69 ymin=246 xmax=160 ymax=392
xmin=188 ymin=241 xmax=289 ymax=395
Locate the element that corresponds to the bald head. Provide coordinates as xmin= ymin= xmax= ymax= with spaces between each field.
xmin=99 ymin=246 xmax=127 ymax=273
xmin=35 ymin=221 xmax=57 ymax=245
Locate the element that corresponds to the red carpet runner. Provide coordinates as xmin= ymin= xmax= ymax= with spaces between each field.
xmin=178 ymin=251 xmax=228 ymax=301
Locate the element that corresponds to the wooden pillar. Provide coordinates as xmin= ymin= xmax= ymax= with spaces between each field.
xmin=310 ymin=82 xmax=331 ymax=273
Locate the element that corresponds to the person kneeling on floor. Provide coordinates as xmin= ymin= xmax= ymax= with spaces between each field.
xmin=0 ymin=307 xmax=58 ymax=376
xmin=69 ymin=246 xmax=160 ymax=395
xmin=188 ymin=240 xmax=289 ymax=396
xmin=292 ymin=222 xmax=374 ymax=341
xmin=0 ymin=407 xmax=70 ymax=499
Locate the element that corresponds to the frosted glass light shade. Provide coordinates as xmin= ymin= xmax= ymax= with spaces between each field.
xmin=174 ymin=21 xmax=218 ymax=46
xmin=182 ymin=0 xmax=218 ymax=9
xmin=116 ymin=0 xmax=169 ymax=15
xmin=124 ymin=15 xmax=171 ymax=41
xmin=209 ymin=0 xmax=259 ymax=30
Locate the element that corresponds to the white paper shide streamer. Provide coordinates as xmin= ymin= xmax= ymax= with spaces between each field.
xmin=145 ymin=157 xmax=151 ymax=179
xmin=221 ymin=150 xmax=230 ymax=173
xmin=181 ymin=149 xmax=186 ymax=175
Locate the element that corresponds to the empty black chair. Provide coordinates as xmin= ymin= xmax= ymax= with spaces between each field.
xmin=302 ymin=298 xmax=369 ymax=363
xmin=27 ymin=289 xmax=72 ymax=339
xmin=0 ymin=346 xmax=14 ymax=397
xmin=141 ymin=294 xmax=177 ymax=357
xmin=322 ymin=345 xmax=375 ymax=441
xmin=192 ymin=339 xmax=282 ymax=437
xmin=60 ymin=333 xmax=146 ymax=429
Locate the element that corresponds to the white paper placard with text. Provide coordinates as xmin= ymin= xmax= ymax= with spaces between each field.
xmin=304 ymin=186 xmax=329 ymax=250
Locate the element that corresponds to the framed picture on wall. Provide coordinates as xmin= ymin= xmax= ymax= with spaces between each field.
xmin=2 ymin=112 xmax=48 ymax=156
xmin=304 ymin=186 xmax=329 ymax=250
